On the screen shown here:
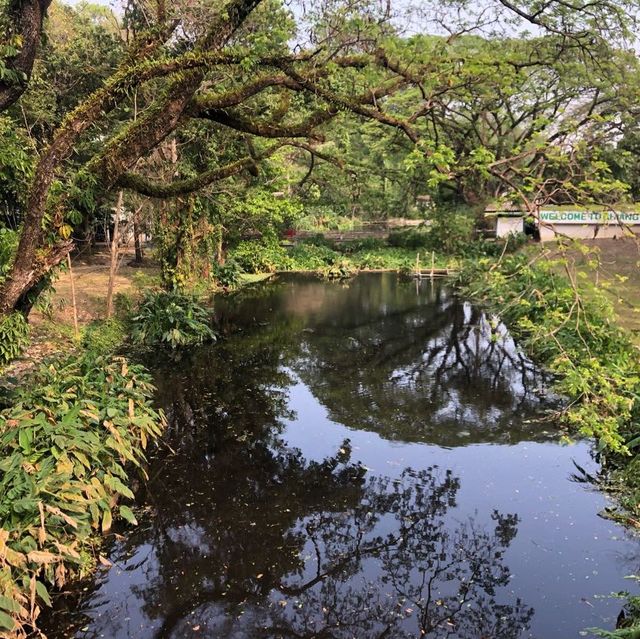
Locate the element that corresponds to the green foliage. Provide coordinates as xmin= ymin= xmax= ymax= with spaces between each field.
xmin=0 ymin=353 xmax=165 ymax=636
xmin=388 ymin=227 xmax=433 ymax=250
xmin=229 ymin=236 xmax=459 ymax=274
xmin=457 ymin=250 xmax=640 ymax=454
xmin=113 ymin=292 xmax=135 ymax=319
xmin=0 ymin=117 xmax=34 ymax=215
xmin=321 ymin=259 xmax=356 ymax=280
xmin=0 ymin=227 xmax=17 ymax=281
xmin=388 ymin=209 xmax=475 ymax=255
xmin=231 ymin=239 xmax=293 ymax=273
xmin=588 ymin=577 xmax=640 ymax=637
xmin=211 ymin=259 xmax=244 ymax=289
xmin=296 ymin=209 xmax=358 ymax=232
xmin=349 ymin=247 xmax=427 ymax=270
xmin=81 ymin=318 xmax=127 ymax=357
xmin=0 ymin=313 xmax=29 ymax=368
xmin=131 ymin=290 xmax=216 ymax=349
xmin=225 ymin=191 xmax=303 ymax=244
xmin=423 ymin=208 xmax=476 ymax=254
xmin=288 ymin=242 xmax=341 ymax=269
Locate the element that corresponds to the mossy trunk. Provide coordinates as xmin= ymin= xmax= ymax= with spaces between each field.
xmin=0 ymin=0 xmax=262 ymax=318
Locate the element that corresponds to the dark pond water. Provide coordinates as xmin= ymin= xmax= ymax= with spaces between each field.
xmin=48 ymin=273 xmax=638 ymax=639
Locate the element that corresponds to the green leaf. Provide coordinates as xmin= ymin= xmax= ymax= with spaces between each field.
xmin=35 ymin=581 xmax=52 ymax=607
xmin=0 ymin=610 xmax=15 ymax=631
xmin=119 ymin=505 xmax=138 ymax=525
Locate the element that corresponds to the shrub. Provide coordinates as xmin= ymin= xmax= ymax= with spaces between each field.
xmin=388 ymin=209 xmax=476 ymax=254
xmin=300 ymin=234 xmax=337 ymax=250
xmin=0 ymin=354 xmax=165 ymax=636
xmin=230 ymin=239 xmax=293 ymax=273
xmin=113 ymin=291 xmax=135 ymax=319
xmin=0 ymin=227 xmax=18 ymax=283
xmin=322 ymin=259 xmax=356 ymax=280
xmin=211 ymin=259 xmax=244 ymax=289
xmin=131 ymin=290 xmax=216 ymax=349
xmin=296 ymin=209 xmax=355 ymax=232
xmin=289 ymin=242 xmax=340 ymax=270
xmin=81 ymin=317 xmax=127 ymax=356
xmin=388 ymin=227 xmax=433 ymax=250
xmin=0 ymin=313 xmax=29 ymax=368
xmin=424 ymin=208 xmax=475 ymax=254
xmin=340 ymin=237 xmax=387 ymax=253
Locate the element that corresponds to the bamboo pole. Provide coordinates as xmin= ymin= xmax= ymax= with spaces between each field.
xmin=106 ymin=191 xmax=123 ymax=318
xmin=66 ymin=254 xmax=79 ymax=339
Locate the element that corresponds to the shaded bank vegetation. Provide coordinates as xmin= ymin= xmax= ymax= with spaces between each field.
xmin=458 ymin=250 xmax=640 ymax=503
xmin=0 ymin=353 xmax=163 ymax=636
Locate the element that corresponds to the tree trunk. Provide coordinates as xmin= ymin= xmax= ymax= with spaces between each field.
xmin=0 ymin=0 xmax=53 ymax=112
xmin=133 ymin=214 xmax=144 ymax=263
xmin=0 ymin=0 xmax=263 ymax=318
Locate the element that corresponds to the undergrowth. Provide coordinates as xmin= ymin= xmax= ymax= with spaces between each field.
xmin=457 ymin=248 xmax=640 ymax=455
xmin=131 ymin=289 xmax=216 ymax=349
xmin=0 ymin=353 xmax=165 ymax=637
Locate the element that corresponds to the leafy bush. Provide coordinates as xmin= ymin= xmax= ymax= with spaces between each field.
xmin=113 ymin=291 xmax=135 ymax=319
xmin=131 ymin=290 xmax=216 ymax=349
xmin=296 ymin=209 xmax=356 ymax=232
xmin=0 ymin=313 xmax=29 ymax=368
xmin=350 ymin=247 xmax=425 ymax=271
xmin=231 ymin=239 xmax=293 ymax=273
xmin=322 ymin=259 xmax=356 ymax=280
xmin=388 ymin=227 xmax=433 ymax=250
xmin=0 ymin=354 xmax=165 ymax=636
xmin=81 ymin=317 xmax=127 ymax=356
xmin=300 ymin=234 xmax=337 ymax=250
xmin=340 ymin=238 xmax=387 ymax=253
xmin=211 ymin=259 xmax=244 ymax=289
xmin=0 ymin=227 xmax=18 ymax=283
xmin=225 ymin=190 xmax=303 ymax=244
xmin=289 ymin=242 xmax=340 ymax=269
xmin=425 ymin=208 xmax=475 ymax=254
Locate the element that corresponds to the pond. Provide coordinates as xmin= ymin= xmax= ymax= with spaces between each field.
xmin=47 ymin=273 xmax=638 ymax=639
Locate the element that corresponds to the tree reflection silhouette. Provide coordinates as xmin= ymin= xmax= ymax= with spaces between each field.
xmin=43 ymin=275 xmax=540 ymax=639
xmin=144 ymin=459 xmax=532 ymax=639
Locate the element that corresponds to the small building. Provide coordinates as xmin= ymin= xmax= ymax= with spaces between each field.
xmin=485 ymin=203 xmax=640 ymax=242
xmin=484 ymin=203 xmax=526 ymax=238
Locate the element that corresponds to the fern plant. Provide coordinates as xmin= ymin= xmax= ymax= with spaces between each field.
xmin=130 ymin=290 xmax=216 ymax=349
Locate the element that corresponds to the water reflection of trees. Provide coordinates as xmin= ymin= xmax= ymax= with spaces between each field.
xmin=241 ymin=274 xmax=554 ymax=445
xmin=46 ymin=274 xmax=545 ymax=638
xmin=133 ymin=452 xmax=533 ymax=639
xmin=294 ymin=293 xmax=552 ymax=443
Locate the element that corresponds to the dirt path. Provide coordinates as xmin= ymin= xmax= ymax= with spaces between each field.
xmin=2 ymin=250 xmax=159 ymax=381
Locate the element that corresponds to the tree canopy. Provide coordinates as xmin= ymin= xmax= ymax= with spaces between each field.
xmin=0 ymin=0 xmax=638 ymax=314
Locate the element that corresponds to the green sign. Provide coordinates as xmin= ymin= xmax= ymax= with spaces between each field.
xmin=539 ymin=209 xmax=640 ymax=225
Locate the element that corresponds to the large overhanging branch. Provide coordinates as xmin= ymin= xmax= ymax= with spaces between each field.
xmin=116 ymin=143 xmax=283 ymax=197
xmin=189 ymin=75 xmax=302 ymax=112
xmin=275 ymin=63 xmax=420 ymax=144
xmin=195 ymin=107 xmax=338 ymax=138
